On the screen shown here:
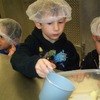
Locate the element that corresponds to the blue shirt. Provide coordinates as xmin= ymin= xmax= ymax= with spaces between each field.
xmin=0 ymin=45 xmax=19 ymax=55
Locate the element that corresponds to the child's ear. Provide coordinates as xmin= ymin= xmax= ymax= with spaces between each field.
xmin=34 ymin=22 xmax=42 ymax=29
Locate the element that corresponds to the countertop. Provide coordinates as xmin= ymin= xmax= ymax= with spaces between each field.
xmin=0 ymin=54 xmax=44 ymax=100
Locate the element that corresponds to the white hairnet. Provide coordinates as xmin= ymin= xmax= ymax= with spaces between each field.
xmin=26 ymin=0 xmax=72 ymax=23
xmin=0 ymin=18 xmax=22 ymax=45
xmin=90 ymin=17 xmax=100 ymax=36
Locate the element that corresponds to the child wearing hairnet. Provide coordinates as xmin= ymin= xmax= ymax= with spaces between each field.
xmin=11 ymin=0 xmax=80 ymax=78
xmin=0 ymin=18 xmax=22 ymax=56
xmin=81 ymin=17 xmax=100 ymax=69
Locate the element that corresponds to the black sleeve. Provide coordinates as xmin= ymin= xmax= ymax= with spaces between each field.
xmin=10 ymin=33 xmax=40 ymax=78
xmin=80 ymin=52 xmax=96 ymax=69
xmin=11 ymin=50 xmax=40 ymax=78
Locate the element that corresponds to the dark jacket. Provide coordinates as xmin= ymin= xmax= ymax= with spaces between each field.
xmin=10 ymin=27 xmax=80 ymax=78
xmin=80 ymin=49 xmax=99 ymax=69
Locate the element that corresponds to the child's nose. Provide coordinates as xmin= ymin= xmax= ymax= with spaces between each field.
xmin=53 ymin=22 xmax=59 ymax=31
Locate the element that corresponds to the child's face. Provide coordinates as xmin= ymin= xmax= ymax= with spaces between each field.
xmin=0 ymin=35 xmax=11 ymax=51
xmin=93 ymin=36 xmax=100 ymax=54
xmin=35 ymin=18 xmax=66 ymax=43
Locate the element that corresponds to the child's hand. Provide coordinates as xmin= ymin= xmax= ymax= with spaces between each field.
xmin=35 ymin=58 xmax=56 ymax=78
xmin=8 ymin=44 xmax=16 ymax=56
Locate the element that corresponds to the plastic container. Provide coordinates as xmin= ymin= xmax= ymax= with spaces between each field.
xmin=59 ymin=69 xmax=100 ymax=100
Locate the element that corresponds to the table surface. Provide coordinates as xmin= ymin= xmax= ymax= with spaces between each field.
xmin=0 ymin=54 xmax=44 ymax=100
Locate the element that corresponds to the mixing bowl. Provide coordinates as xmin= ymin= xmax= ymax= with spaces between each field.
xmin=59 ymin=69 xmax=100 ymax=100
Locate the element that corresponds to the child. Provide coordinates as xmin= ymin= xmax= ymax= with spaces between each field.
xmin=80 ymin=17 xmax=100 ymax=69
xmin=0 ymin=18 xmax=22 ymax=56
xmin=11 ymin=0 xmax=80 ymax=78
